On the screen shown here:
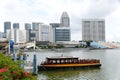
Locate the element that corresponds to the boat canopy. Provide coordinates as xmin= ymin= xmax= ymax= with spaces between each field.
xmin=46 ymin=57 xmax=79 ymax=61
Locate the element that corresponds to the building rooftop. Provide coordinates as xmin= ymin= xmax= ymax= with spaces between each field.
xmin=61 ymin=12 xmax=69 ymax=18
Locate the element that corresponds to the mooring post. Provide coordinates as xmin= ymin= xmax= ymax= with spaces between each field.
xmin=23 ymin=54 xmax=27 ymax=61
xmin=20 ymin=55 xmax=24 ymax=68
xmin=23 ymin=54 xmax=27 ymax=69
xmin=20 ymin=55 xmax=23 ymax=60
xmin=33 ymin=54 xmax=38 ymax=75
xmin=13 ymin=53 xmax=16 ymax=61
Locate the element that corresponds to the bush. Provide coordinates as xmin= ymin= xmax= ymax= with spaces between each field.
xmin=0 ymin=53 xmax=37 ymax=80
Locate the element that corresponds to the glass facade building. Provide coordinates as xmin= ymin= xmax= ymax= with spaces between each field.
xmin=13 ymin=23 xmax=19 ymax=29
xmin=55 ymin=27 xmax=70 ymax=42
xmin=32 ymin=22 xmax=40 ymax=30
xmin=4 ymin=22 xmax=11 ymax=33
xmin=25 ymin=23 xmax=31 ymax=30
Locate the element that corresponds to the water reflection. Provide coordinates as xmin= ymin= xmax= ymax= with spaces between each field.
xmin=38 ymin=68 xmax=101 ymax=80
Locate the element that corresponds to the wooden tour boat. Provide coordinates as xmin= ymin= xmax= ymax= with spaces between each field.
xmin=38 ymin=55 xmax=101 ymax=71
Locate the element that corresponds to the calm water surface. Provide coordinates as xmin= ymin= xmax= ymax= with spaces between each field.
xmin=25 ymin=48 xmax=120 ymax=80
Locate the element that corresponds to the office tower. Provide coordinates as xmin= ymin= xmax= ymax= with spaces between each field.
xmin=60 ymin=12 xmax=70 ymax=27
xmin=54 ymin=11 xmax=71 ymax=42
xmin=4 ymin=22 xmax=11 ymax=33
xmin=50 ymin=12 xmax=71 ymax=42
xmin=38 ymin=23 xmax=52 ymax=42
xmin=54 ymin=27 xmax=71 ymax=42
xmin=25 ymin=23 xmax=31 ymax=30
xmin=27 ymin=29 xmax=38 ymax=41
xmin=32 ymin=22 xmax=40 ymax=30
xmin=7 ymin=29 xmax=26 ymax=43
xmin=82 ymin=19 xmax=105 ymax=41
xmin=13 ymin=23 xmax=19 ymax=29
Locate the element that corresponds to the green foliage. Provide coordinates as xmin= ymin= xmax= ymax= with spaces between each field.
xmin=85 ymin=40 xmax=93 ymax=47
xmin=0 ymin=45 xmax=5 ymax=50
xmin=55 ymin=44 xmax=65 ymax=49
xmin=47 ymin=45 xmax=54 ymax=49
xmin=0 ymin=53 xmax=37 ymax=80
xmin=74 ymin=45 xmax=84 ymax=48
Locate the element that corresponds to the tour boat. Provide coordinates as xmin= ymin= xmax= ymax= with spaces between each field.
xmin=38 ymin=55 xmax=101 ymax=71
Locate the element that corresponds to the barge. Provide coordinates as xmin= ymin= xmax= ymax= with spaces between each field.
xmin=38 ymin=55 xmax=101 ymax=71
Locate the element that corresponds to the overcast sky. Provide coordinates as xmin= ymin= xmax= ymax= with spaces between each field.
xmin=0 ymin=0 xmax=120 ymax=41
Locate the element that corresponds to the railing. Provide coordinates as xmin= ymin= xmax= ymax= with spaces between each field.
xmin=41 ymin=59 xmax=100 ymax=65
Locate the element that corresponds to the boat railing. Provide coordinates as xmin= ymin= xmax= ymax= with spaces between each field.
xmin=40 ymin=59 xmax=100 ymax=65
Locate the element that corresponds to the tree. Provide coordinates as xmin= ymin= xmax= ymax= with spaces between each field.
xmin=85 ymin=40 xmax=93 ymax=47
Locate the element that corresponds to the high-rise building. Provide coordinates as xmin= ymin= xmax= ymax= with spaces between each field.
xmin=60 ymin=12 xmax=70 ymax=27
xmin=51 ymin=12 xmax=71 ymax=42
xmin=38 ymin=24 xmax=53 ymax=42
xmin=82 ymin=19 xmax=105 ymax=41
xmin=54 ymin=27 xmax=71 ymax=42
xmin=7 ymin=29 xmax=26 ymax=43
xmin=4 ymin=22 xmax=11 ymax=33
xmin=13 ymin=23 xmax=19 ymax=29
xmin=25 ymin=23 xmax=31 ymax=30
xmin=26 ymin=29 xmax=38 ymax=41
xmin=32 ymin=22 xmax=40 ymax=30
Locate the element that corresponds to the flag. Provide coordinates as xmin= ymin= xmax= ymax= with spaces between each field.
xmin=10 ymin=40 xmax=14 ymax=52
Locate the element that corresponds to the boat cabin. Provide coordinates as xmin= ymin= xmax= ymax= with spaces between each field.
xmin=45 ymin=57 xmax=79 ymax=64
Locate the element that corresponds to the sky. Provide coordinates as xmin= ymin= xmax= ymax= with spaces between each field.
xmin=0 ymin=0 xmax=120 ymax=41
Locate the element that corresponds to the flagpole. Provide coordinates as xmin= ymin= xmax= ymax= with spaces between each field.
xmin=34 ymin=38 xmax=35 ymax=51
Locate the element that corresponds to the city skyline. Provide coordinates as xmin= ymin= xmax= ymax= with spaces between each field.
xmin=0 ymin=0 xmax=120 ymax=41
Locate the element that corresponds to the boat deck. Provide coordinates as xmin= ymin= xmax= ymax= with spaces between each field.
xmin=42 ymin=63 xmax=101 ymax=67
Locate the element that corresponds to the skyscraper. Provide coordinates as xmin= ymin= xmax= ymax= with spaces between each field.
xmin=60 ymin=12 xmax=70 ymax=27
xmin=38 ymin=23 xmax=52 ymax=42
xmin=4 ymin=22 xmax=11 ymax=33
xmin=82 ymin=19 xmax=105 ymax=41
xmin=13 ymin=23 xmax=19 ymax=29
xmin=55 ymin=27 xmax=71 ymax=42
xmin=7 ymin=29 xmax=26 ymax=43
xmin=32 ymin=22 xmax=39 ymax=30
xmin=27 ymin=29 xmax=38 ymax=41
xmin=52 ymin=12 xmax=71 ymax=42
xmin=25 ymin=23 xmax=31 ymax=30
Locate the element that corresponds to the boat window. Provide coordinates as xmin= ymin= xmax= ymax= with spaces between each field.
xmin=61 ymin=60 xmax=64 ymax=63
xmin=57 ymin=60 xmax=60 ymax=63
xmin=53 ymin=60 xmax=56 ymax=63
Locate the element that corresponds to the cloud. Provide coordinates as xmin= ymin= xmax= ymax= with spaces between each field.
xmin=0 ymin=0 xmax=120 ymax=41
xmin=106 ymin=5 xmax=120 ymax=41
xmin=69 ymin=0 xmax=120 ymax=41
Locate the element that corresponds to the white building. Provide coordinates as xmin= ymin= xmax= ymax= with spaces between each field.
xmin=7 ymin=29 xmax=27 ymax=43
xmin=82 ymin=19 xmax=105 ymax=41
xmin=38 ymin=23 xmax=53 ymax=42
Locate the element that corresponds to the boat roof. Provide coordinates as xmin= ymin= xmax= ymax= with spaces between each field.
xmin=46 ymin=55 xmax=78 ymax=60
